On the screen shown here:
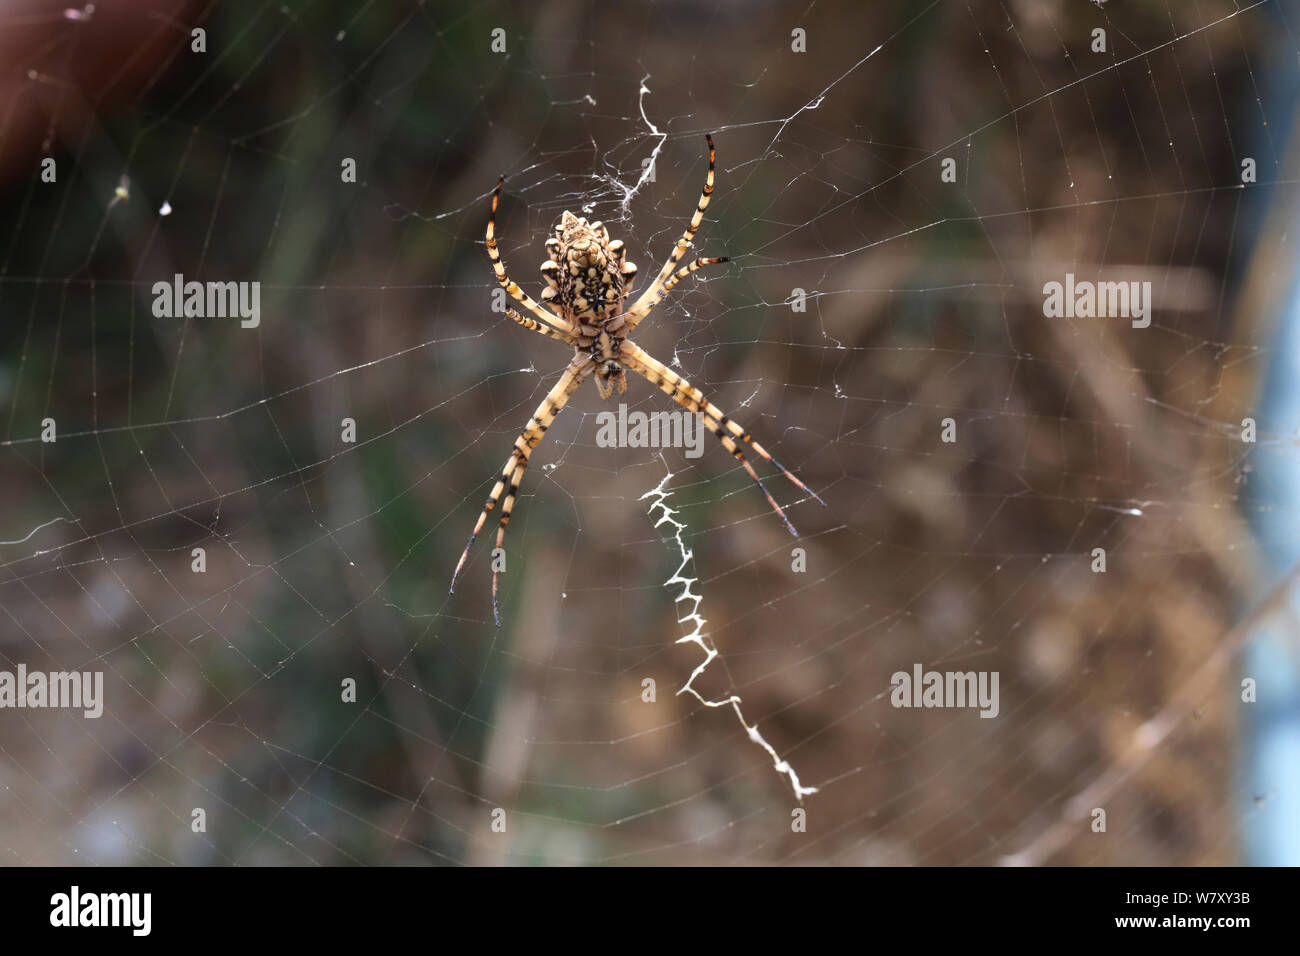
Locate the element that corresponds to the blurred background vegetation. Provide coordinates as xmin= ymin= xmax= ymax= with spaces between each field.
xmin=1 ymin=0 xmax=1297 ymax=864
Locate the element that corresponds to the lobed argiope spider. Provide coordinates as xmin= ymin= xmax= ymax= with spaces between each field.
xmin=450 ymin=135 xmax=825 ymax=625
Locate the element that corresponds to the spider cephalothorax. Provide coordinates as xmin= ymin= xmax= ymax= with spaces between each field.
xmin=454 ymin=135 xmax=825 ymax=625
xmin=542 ymin=211 xmax=638 ymax=398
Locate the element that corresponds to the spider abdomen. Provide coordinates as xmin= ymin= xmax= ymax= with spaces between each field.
xmin=540 ymin=211 xmax=637 ymax=326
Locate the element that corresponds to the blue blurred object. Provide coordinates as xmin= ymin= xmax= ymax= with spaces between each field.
xmin=1246 ymin=285 xmax=1300 ymax=863
xmin=1243 ymin=34 xmax=1300 ymax=860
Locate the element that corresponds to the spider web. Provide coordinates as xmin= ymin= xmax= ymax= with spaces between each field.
xmin=0 ymin=0 xmax=1296 ymax=865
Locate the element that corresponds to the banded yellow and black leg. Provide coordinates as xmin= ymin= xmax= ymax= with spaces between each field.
xmin=621 ymin=342 xmax=825 ymax=533
xmin=507 ymin=308 xmax=579 ymax=347
xmin=449 ymin=447 xmax=523 ymax=597
xmin=451 ymin=355 xmax=594 ymax=625
xmin=627 ymin=135 xmax=719 ymax=327
xmin=630 ymin=256 xmax=730 ymax=319
xmin=487 ymin=178 xmax=575 ymax=336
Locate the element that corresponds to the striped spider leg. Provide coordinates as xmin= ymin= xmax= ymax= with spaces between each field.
xmin=625 ymin=133 xmax=730 ymax=331
xmin=485 ymin=177 xmax=578 ymax=337
xmin=452 ymin=135 xmax=822 ymax=625
xmin=620 ymin=341 xmax=825 ymax=535
xmin=450 ymin=352 xmax=594 ymax=625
